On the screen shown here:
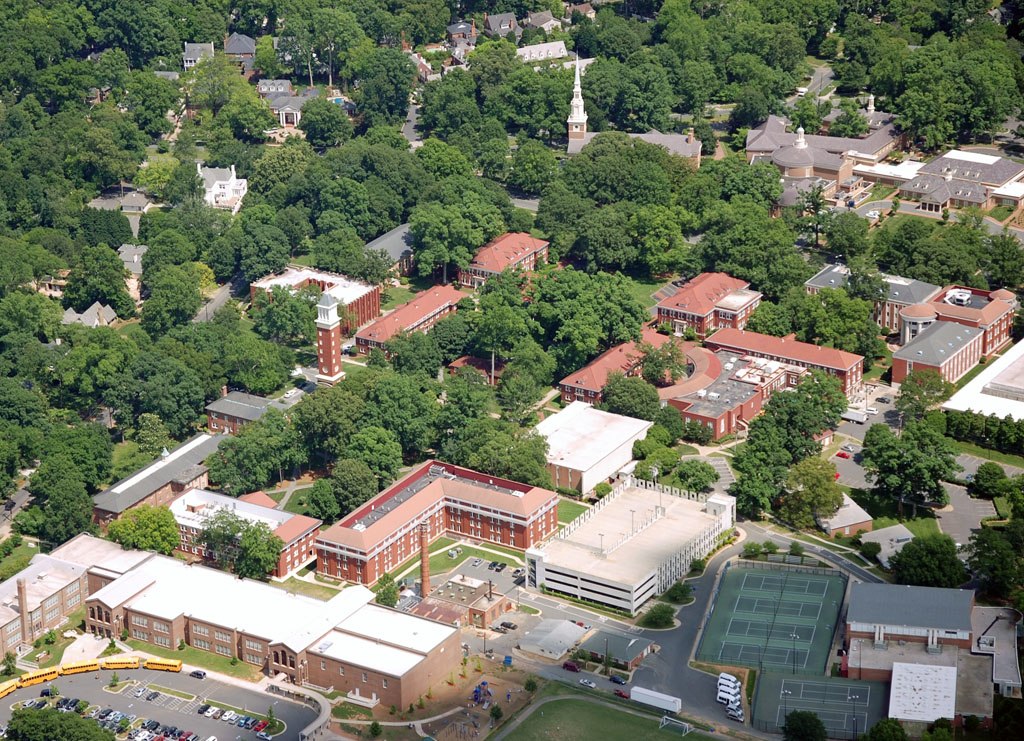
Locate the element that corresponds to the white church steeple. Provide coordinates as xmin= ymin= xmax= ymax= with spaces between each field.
xmin=567 ymin=56 xmax=587 ymax=140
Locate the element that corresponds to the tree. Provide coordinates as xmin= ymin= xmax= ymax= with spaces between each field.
xmin=675 ymin=461 xmax=720 ymax=495
xmin=236 ymin=522 xmax=285 ymax=579
xmin=63 ymin=244 xmax=134 ymax=319
xmin=966 ymin=528 xmax=1021 ymax=598
xmin=368 ymin=721 xmax=383 ymax=738
xmin=638 ymin=603 xmax=676 ymax=628
xmin=862 ymin=719 xmax=908 ymax=741
xmin=490 ymin=704 xmax=504 ymax=723
xmin=206 ymin=409 xmax=306 ymax=494
xmin=640 ymin=340 xmax=688 ymax=387
xmin=896 ymin=370 xmax=955 ymax=422
xmin=2 ymin=651 xmax=16 ymax=676
xmin=829 ymin=98 xmax=869 ymax=138
xmin=799 ymin=184 xmax=831 ymax=249
xmin=890 ymin=534 xmax=966 ymax=588
xmin=783 ymin=710 xmax=827 ymax=741
xmin=254 ymin=35 xmax=284 ymax=78
xmin=386 ymin=332 xmax=442 ymax=377
xmin=971 ymin=462 xmax=1009 ymax=499
xmin=107 ymin=505 xmax=179 ymax=555
xmin=601 ymin=373 xmax=660 ymax=421
xmin=375 ymin=573 xmax=399 ymax=607
xmin=358 ymin=48 xmax=415 ymax=124
xmin=344 ymin=427 xmax=403 ymax=487
xmin=29 ymin=455 xmax=93 ymax=546
xmin=860 ymin=422 xmax=960 ymax=510
xmin=330 ymin=459 xmax=380 ymax=513
xmin=825 ymin=212 xmax=869 ymax=260
xmin=790 ymin=96 xmax=826 ymax=133
xmin=298 ymin=98 xmax=353 ymax=148
xmin=306 ymin=480 xmax=342 ymax=523
xmin=780 ymin=458 xmax=843 ymax=529
xmin=250 ymin=286 xmax=317 ymax=346
xmin=7 ymin=707 xmax=116 ymax=740
xmin=508 ymin=141 xmax=558 ymax=196
xmin=132 ymin=413 xmax=172 ymax=458
xmin=141 ymin=264 xmax=202 ymax=337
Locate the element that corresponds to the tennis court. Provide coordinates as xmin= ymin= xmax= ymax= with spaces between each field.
xmin=753 ymin=673 xmax=888 ymax=738
xmin=695 ymin=565 xmax=846 ymax=674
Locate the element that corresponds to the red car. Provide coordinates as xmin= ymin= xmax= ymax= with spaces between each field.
xmin=834 ymin=472 xmax=841 ymax=480
xmin=835 ymin=451 xmax=851 ymax=459
xmin=614 ymin=689 xmax=629 ymax=699
xmin=253 ymin=721 xmax=268 ymax=733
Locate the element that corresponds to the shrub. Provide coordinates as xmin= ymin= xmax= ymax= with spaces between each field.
xmin=639 ymin=603 xmax=676 ymax=628
xmin=860 ymin=541 xmax=882 ymax=560
xmin=524 ymin=677 xmax=537 ymax=692
xmin=178 ymin=639 xmax=186 ymax=651
xmin=369 ymin=720 xmax=382 ymax=738
xmin=689 ymin=558 xmax=706 ymax=573
xmin=964 ymin=715 xmax=980 ymax=732
xmin=788 ymin=542 xmax=805 ymax=557
xmin=663 ymin=582 xmax=693 ymax=603
xmin=594 ymin=482 xmax=612 ymax=499
xmin=743 ymin=542 xmax=762 ymax=558
xmin=109 ymin=672 xmax=119 ymax=688
xmin=490 ymin=704 xmax=504 ymax=722
xmin=762 ymin=540 xmax=779 ymax=554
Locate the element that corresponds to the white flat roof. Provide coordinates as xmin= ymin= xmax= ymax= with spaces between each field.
xmin=171 ymin=489 xmax=291 ymax=531
xmin=310 ymin=629 xmax=425 ymax=676
xmin=535 ymin=485 xmax=720 ymax=586
xmin=535 ymin=402 xmax=652 ymax=472
xmin=945 ymin=149 xmax=1000 ymax=165
xmin=993 ymin=181 xmax=1024 ymax=198
xmin=251 ymin=266 xmax=375 ymax=305
xmin=334 ymin=603 xmax=454 ymax=654
xmin=889 ymin=662 xmax=957 ymax=722
xmin=944 ymin=338 xmax=1024 ymax=420
xmin=854 ymin=160 xmax=925 ymax=181
xmin=50 ymin=534 xmax=154 ymax=576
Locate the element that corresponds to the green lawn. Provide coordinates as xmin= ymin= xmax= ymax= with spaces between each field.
xmin=953 ymin=440 xmax=1024 ymax=470
xmin=0 ymin=541 xmax=41 ymax=581
xmin=557 ymin=499 xmax=589 ymax=524
xmin=34 ymin=608 xmax=85 ymax=668
xmin=382 ymin=285 xmax=419 ymax=311
xmin=126 ymin=640 xmax=262 ymax=682
xmin=869 ymin=184 xmax=897 ymax=201
xmin=848 ymin=488 xmax=940 ymax=537
xmin=955 ymin=361 xmax=991 ymax=390
xmin=506 ymin=699 xmax=713 ymax=741
xmin=994 ymin=496 xmax=1012 ymax=520
xmin=268 ymin=576 xmax=342 ymax=601
xmin=426 ymin=544 xmax=518 ymax=576
xmin=987 ymin=204 xmax=1015 ymax=222
xmin=282 ymin=490 xmax=313 ymax=516
xmin=623 ymin=276 xmax=667 ymax=309
xmin=388 ymin=537 xmax=457 ymax=579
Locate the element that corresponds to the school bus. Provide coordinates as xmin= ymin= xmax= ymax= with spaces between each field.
xmin=60 ymin=659 xmax=100 ymax=675
xmin=17 ymin=667 xmax=60 ymax=687
xmin=0 ymin=678 xmax=18 ymax=699
xmin=143 ymin=658 xmax=182 ymax=673
xmin=100 ymin=656 xmax=140 ymax=670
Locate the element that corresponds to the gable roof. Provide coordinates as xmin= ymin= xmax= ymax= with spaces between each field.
xmin=355 ymin=285 xmax=463 ymax=346
xmin=365 ymin=223 xmax=413 ymax=263
xmin=468 ymin=232 xmax=549 ymax=274
xmin=559 ymin=328 xmax=672 ymax=394
xmin=62 ymin=302 xmax=117 ymax=328
xmin=205 ymin=391 xmax=273 ymax=422
xmin=183 ymin=42 xmax=214 ymax=60
xmin=893 ymin=322 xmax=982 ymax=367
xmin=847 ymin=582 xmax=974 ymax=633
xmin=657 ymin=272 xmax=758 ymax=317
xmin=224 ymin=32 xmax=256 ymax=56
xmin=705 ymin=328 xmax=863 ymax=372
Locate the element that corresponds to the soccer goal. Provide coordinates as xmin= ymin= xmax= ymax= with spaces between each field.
xmin=659 ymin=716 xmax=693 ymax=735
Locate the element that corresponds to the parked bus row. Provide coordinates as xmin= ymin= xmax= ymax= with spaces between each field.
xmin=0 ymin=657 xmax=181 ymax=697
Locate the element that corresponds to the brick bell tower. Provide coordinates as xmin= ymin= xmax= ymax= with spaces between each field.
xmin=315 ymin=293 xmax=345 ymax=385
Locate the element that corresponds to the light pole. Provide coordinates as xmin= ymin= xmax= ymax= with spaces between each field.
xmin=629 ymin=509 xmax=635 ymax=533
xmin=780 ymin=689 xmax=792 ymax=730
xmin=790 ymin=632 xmax=799 ymax=675
xmin=848 ymin=693 xmax=860 ymax=739
xmin=598 ymin=533 xmax=604 ymax=554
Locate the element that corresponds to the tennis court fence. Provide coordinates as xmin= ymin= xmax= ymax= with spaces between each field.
xmin=752 ymin=719 xmax=859 ymax=739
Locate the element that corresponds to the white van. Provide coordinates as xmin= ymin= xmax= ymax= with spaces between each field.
xmin=718 ymin=672 xmax=740 ymax=689
xmin=717 ymin=686 xmax=742 ymax=705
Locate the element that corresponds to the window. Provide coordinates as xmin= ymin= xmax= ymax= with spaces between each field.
xmin=153 ymin=621 xmax=169 ymax=634
xmin=67 ymin=593 xmax=80 ymax=608
xmin=245 ymin=653 xmax=262 ymax=665
xmin=245 ymin=639 xmax=262 ymax=651
xmin=216 ymin=644 xmax=231 ymax=656
xmin=45 ymin=607 xmax=59 ymax=623
xmin=193 ymin=638 xmax=211 ymax=650
xmin=131 ymin=629 xmax=148 ymax=640
xmin=320 ymin=660 xmax=326 ymax=670
xmin=338 ymin=666 xmax=345 ymax=676
xmin=131 ymin=615 xmax=148 ymax=627
xmin=382 ymin=679 xmax=388 ymax=689
xmin=192 ymin=625 xmax=209 ymax=636
xmin=154 ymin=636 xmax=171 ymax=648
xmin=215 ymin=630 xmax=231 ymax=642
xmin=361 ymin=672 xmax=367 ymax=683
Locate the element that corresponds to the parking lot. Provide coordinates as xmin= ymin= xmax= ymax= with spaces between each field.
xmin=0 ymin=671 xmax=314 ymax=740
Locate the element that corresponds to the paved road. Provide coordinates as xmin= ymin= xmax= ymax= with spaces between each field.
xmin=854 ymin=200 xmax=1024 ymax=242
xmin=936 ymin=484 xmax=997 ymax=548
xmin=510 ymin=197 xmax=540 ymax=212
xmin=0 ymin=671 xmax=314 ymax=740
xmin=402 ymin=102 xmax=423 ymax=147
xmin=193 ymin=283 xmax=232 ymax=323
xmin=956 ymin=454 xmax=1023 ymax=478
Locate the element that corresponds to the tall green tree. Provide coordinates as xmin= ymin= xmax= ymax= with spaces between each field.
xmin=107 ymin=505 xmax=179 ymax=555
xmin=63 ymin=244 xmax=134 ymax=319
xmin=781 ymin=458 xmax=843 ymax=529
xmin=896 ymin=370 xmax=955 ymax=422
xmin=601 ymin=373 xmax=660 ymax=421
xmin=890 ymin=534 xmax=966 ymax=587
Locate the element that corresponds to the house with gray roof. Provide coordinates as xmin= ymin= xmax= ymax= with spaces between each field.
xmin=182 ymin=42 xmax=214 ymax=70
xmin=846 ymin=583 xmax=975 ymax=650
xmin=93 ymin=433 xmax=228 ymax=524
xmin=118 ymin=244 xmax=148 ymax=302
xmin=365 ymin=223 xmax=414 ymax=275
xmin=580 ymin=629 xmax=655 ymax=670
xmin=197 ymin=163 xmax=247 ymax=214
xmin=61 ymin=302 xmax=117 ymax=328
xmin=859 ymin=523 xmax=914 ymax=569
xmin=224 ymin=32 xmax=256 ymax=59
xmin=483 ymin=12 xmax=521 ymax=40
xmin=526 ymin=10 xmax=562 ymax=33
xmin=205 ymin=391 xmax=274 ymax=434
xmin=257 ymin=79 xmax=294 ymax=99
xmin=267 ymin=88 xmax=318 ymax=128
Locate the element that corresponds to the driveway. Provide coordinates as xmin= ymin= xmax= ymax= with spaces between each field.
xmin=936 ymin=483 xmax=996 ymax=548
xmin=832 ymin=449 xmax=870 ymax=490
xmin=955 ymin=454 xmax=1023 ymax=478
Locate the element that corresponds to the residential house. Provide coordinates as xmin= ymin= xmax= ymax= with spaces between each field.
xmin=354 ymin=285 xmax=463 ymax=357
xmin=564 ymin=3 xmax=596 ymax=21
xmin=197 ymin=163 xmax=248 ymax=214
xmin=818 ymin=493 xmax=873 ymax=537
xmin=483 ymin=12 xmax=521 ymax=40
xmin=267 ymin=89 xmax=317 ymax=128
xmin=223 ymin=32 xmax=256 ymax=72
xmin=182 ymin=42 xmax=214 ymax=70
xmin=457 ymin=232 xmax=549 ymax=289
xmin=655 ymin=272 xmax=762 ymax=338
xmin=62 ymin=302 xmax=117 ymax=328
xmin=516 ymin=41 xmax=568 ymax=63
xmin=558 ymin=328 xmax=674 ymax=404
xmin=118 ymin=244 xmax=147 ymax=303
xmin=580 ymin=630 xmax=655 ymax=671
xmin=525 ymin=10 xmax=562 ymax=33
xmin=257 ymin=79 xmax=294 ymax=99
xmin=365 ymin=223 xmax=414 ymax=276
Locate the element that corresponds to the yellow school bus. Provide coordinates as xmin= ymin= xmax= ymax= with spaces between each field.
xmin=100 ymin=656 xmax=140 ymax=670
xmin=17 ymin=666 xmax=59 ymax=687
xmin=60 ymin=659 xmax=100 ymax=675
xmin=143 ymin=658 xmax=182 ymax=672
xmin=0 ymin=678 xmax=18 ymax=699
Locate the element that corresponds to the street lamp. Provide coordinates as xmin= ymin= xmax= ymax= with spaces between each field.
xmin=629 ymin=509 xmax=636 ymax=533
xmin=848 ymin=694 xmax=861 ymax=739
xmin=790 ymin=632 xmax=799 ymax=675
xmin=780 ymin=689 xmax=792 ymax=730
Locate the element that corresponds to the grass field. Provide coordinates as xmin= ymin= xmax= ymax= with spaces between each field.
xmin=0 ymin=541 xmax=41 ymax=581
xmin=269 ymin=576 xmax=342 ymax=601
xmin=382 ymin=285 xmax=419 ymax=311
xmin=623 ymin=276 xmax=666 ymax=309
xmin=953 ymin=440 xmax=1024 ymax=470
xmin=506 ymin=699 xmax=709 ymax=740
xmin=557 ymin=499 xmax=588 ymax=523
xmin=848 ymin=488 xmax=940 ymax=537
xmin=126 ymin=640 xmax=261 ymax=682
xmin=34 ymin=608 xmax=85 ymax=668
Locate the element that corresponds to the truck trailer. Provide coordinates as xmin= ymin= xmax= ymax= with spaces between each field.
xmin=628 ymin=686 xmax=682 ymax=713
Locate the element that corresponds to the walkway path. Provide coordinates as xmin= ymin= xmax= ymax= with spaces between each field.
xmin=334 ymin=704 xmax=466 ymax=736
xmin=854 ymin=199 xmax=1024 ymax=242
xmin=271 ymin=479 xmax=314 ymax=512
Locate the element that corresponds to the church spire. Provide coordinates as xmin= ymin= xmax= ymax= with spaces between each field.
xmin=567 ymin=56 xmax=587 ymax=140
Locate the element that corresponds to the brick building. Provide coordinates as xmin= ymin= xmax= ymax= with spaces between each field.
xmin=457 ymin=233 xmax=549 ymax=289
xmin=903 ymin=286 xmax=1018 ymax=358
xmin=315 ymin=461 xmax=559 ymax=586
xmin=892 ymin=322 xmax=985 ymax=384
xmin=655 ymin=273 xmax=762 ymax=337
xmin=92 ymin=434 xmax=227 ymax=526
xmin=205 ymin=390 xmax=274 ymax=434
xmin=77 ymin=546 xmax=458 ymax=708
xmin=704 ymin=328 xmax=864 ymax=398
xmin=354 ymin=285 xmax=464 ymax=356
xmin=0 ymin=555 xmax=88 ymax=653
xmin=170 ymin=489 xmax=321 ymax=579
xmin=804 ymin=264 xmax=941 ymax=331
xmin=558 ymin=328 xmax=674 ymax=404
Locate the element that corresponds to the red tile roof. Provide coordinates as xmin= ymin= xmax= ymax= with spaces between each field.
xmin=356 ymin=285 xmax=463 ymax=345
xmin=239 ymin=491 xmax=279 ymax=508
xmin=559 ymin=328 xmax=672 ymax=394
xmin=273 ymin=513 xmax=321 ymax=545
xmin=468 ymin=233 xmax=549 ymax=274
xmin=656 ymin=273 xmax=755 ymax=316
xmin=705 ymin=328 xmax=863 ymax=372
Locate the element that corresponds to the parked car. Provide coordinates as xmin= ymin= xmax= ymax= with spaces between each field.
xmin=562 ymin=661 xmax=581 ymax=672
xmin=500 ymin=621 xmax=518 ymax=630
xmin=146 ymin=691 xmax=160 ymax=701
xmin=614 ymin=689 xmax=629 ymax=699
xmin=609 ymin=675 xmax=626 ymax=685
xmin=866 ymin=210 xmax=881 ymax=219
xmin=840 ymin=444 xmax=856 ymax=453
xmin=197 ymin=705 xmax=210 ymax=715
xmin=204 ymin=707 xmax=219 ymax=718
xmin=495 ymin=563 xmax=507 ymax=572
xmin=866 ymin=407 xmax=879 ymax=415
xmin=487 ymin=561 xmax=499 ymax=570
xmin=221 ymin=711 xmax=236 ymax=723
xmin=257 ymin=733 xmax=273 ymax=741
xmin=211 ymin=709 xmax=223 ymax=720
xmin=491 ymin=625 xmax=508 ymax=634
xmin=878 ymin=396 xmax=891 ymax=404
xmin=252 ymin=721 xmax=268 ymax=732
xmin=579 ymin=678 xmax=597 ymax=689
xmin=133 ymin=686 xmax=147 ymax=698
xmin=189 ymin=670 xmax=206 ymax=679
xmin=471 ymin=558 xmax=483 ymax=567
xmin=835 ymin=451 xmax=851 ymax=459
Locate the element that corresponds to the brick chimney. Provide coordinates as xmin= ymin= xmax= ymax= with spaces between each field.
xmin=419 ymin=521 xmax=430 ymax=596
xmin=687 ymin=127 xmax=695 ymax=144
xmin=16 ymin=578 xmax=30 ymax=643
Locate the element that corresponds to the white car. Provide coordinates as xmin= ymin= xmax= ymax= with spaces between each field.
xmin=204 ymin=706 xmax=219 ymax=718
xmin=866 ymin=210 xmax=881 ymax=219
xmin=866 ymin=407 xmax=879 ymax=415
xmin=579 ymin=678 xmax=597 ymax=689
xmin=221 ymin=711 xmax=237 ymax=723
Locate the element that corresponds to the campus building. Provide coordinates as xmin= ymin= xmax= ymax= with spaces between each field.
xmin=170 ymin=489 xmax=321 ymax=579
xmin=92 ymin=434 xmax=228 ymax=526
xmin=892 ymin=322 xmax=985 ymax=384
xmin=655 ymin=273 xmax=762 ymax=338
xmin=945 ymin=337 xmax=1024 ymax=420
xmin=704 ymin=328 xmax=864 ymax=398
xmin=354 ymin=286 xmax=464 ymax=357
xmin=251 ymin=266 xmax=381 ymax=385
xmin=456 ymin=233 xmax=549 ymax=289
xmin=558 ymin=328 xmax=675 ymax=404
xmin=205 ymin=390 xmax=276 ymax=434
xmin=526 ymin=476 xmax=734 ymax=613
xmin=804 ymin=265 xmax=942 ymax=331
xmin=905 ymin=286 xmax=1017 ymax=358
xmin=535 ymin=402 xmax=653 ymax=493
xmin=315 ymin=461 xmax=559 ymax=586
xmin=71 ymin=541 xmax=458 ymax=708
xmin=898 ymin=150 xmax=1024 ymax=213
xmin=0 ymin=555 xmax=88 ymax=653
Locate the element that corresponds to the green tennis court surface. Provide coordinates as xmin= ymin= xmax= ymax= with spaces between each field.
xmin=753 ymin=673 xmax=888 ymax=737
xmin=696 ymin=566 xmax=846 ymax=674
